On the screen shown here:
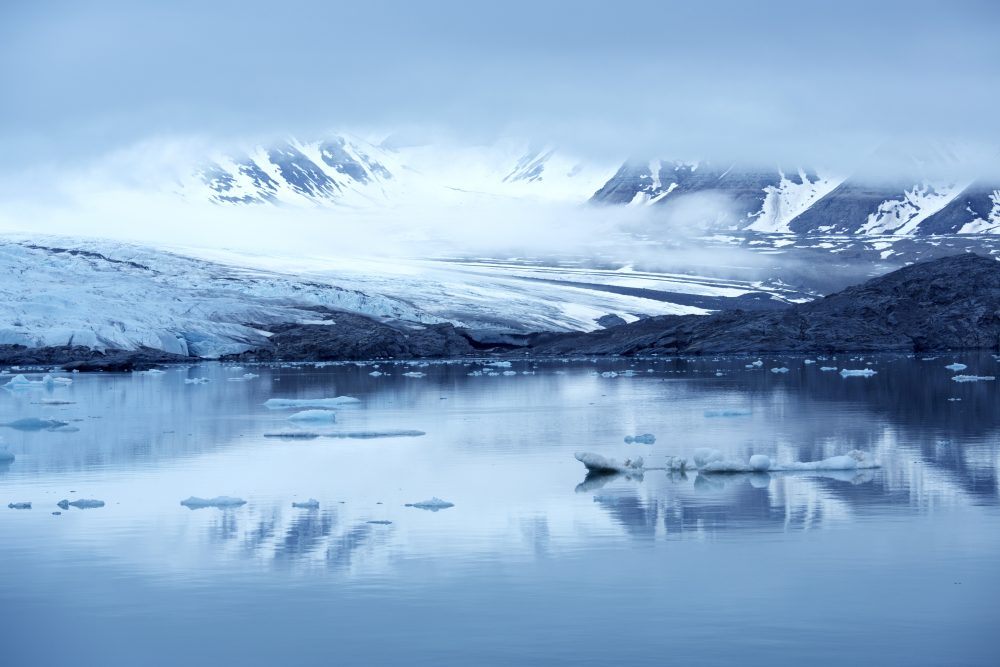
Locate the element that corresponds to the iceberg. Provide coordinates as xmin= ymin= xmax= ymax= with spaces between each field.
xmin=57 ymin=498 xmax=105 ymax=509
xmin=951 ymin=375 xmax=995 ymax=383
xmin=287 ymin=409 xmax=337 ymax=422
xmin=2 ymin=418 xmax=70 ymax=431
xmin=264 ymin=397 xmax=360 ymax=409
xmin=8 ymin=502 xmax=31 ymax=509
xmin=292 ymin=499 xmax=320 ymax=509
xmin=840 ymin=368 xmax=877 ymax=377
xmin=748 ymin=454 xmax=772 ymax=472
xmin=775 ymin=450 xmax=880 ymax=471
xmin=405 ymin=497 xmax=454 ymax=511
xmin=624 ymin=433 xmax=656 ymax=444
xmin=692 ymin=449 xmax=880 ymax=473
xmin=180 ymin=496 xmax=247 ymax=509
xmin=945 ymin=363 xmax=968 ymax=372
xmin=575 ymin=451 xmax=644 ymax=474
xmin=3 ymin=374 xmax=34 ymax=387
xmin=692 ymin=447 xmax=725 ymax=468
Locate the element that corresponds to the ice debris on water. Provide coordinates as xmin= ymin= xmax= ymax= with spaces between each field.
xmin=624 ymin=434 xmax=656 ymax=444
xmin=945 ymin=363 xmax=968 ymax=372
xmin=820 ymin=367 xmax=838 ymax=371
xmin=405 ymin=497 xmax=454 ymax=511
xmin=951 ymin=375 xmax=996 ymax=383
xmin=4 ymin=374 xmax=72 ymax=389
xmin=8 ymin=502 xmax=31 ymax=509
xmin=227 ymin=373 xmax=259 ymax=382
xmin=575 ymin=452 xmax=644 ymax=474
xmin=325 ymin=430 xmax=426 ymax=439
xmin=369 ymin=371 xmax=384 ymax=377
xmin=184 ymin=377 xmax=210 ymax=384
xmin=770 ymin=367 xmax=790 ymax=374
xmin=287 ymin=409 xmax=337 ymax=422
xmin=264 ymin=397 xmax=360 ymax=409
xmin=264 ymin=431 xmax=321 ymax=439
xmin=839 ymin=368 xmax=877 ymax=377
xmin=180 ymin=496 xmax=247 ymax=509
xmin=680 ymin=448 xmax=879 ymax=473
xmin=402 ymin=371 xmax=426 ymax=378
xmin=292 ymin=499 xmax=320 ymax=509
xmin=1 ymin=418 xmax=70 ymax=431
xmin=57 ymin=499 xmax=105 ymax=509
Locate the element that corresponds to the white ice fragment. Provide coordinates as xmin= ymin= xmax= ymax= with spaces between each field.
xmin=57 ymin=498 xmax=105 ymax=509
xmin=945 ymin=363 xmax=968 ymax=372
xmin=402 ymin=372 xmax=426 ymax=378
xmin=8 ymin=502 xmax=31 ymax=509
xmin=951 ymin=375 xmax=995 ymax=383
xmin=3 ymin=374 xmax=33 ymax=387
xmin=287 ymin=410 xmax=337 ymax=422
xmin=405 ymin=497 xmax=455 ymax=511
xmin=820 ymin=366 xmax=838 ymax=371
xmin=840 ymin=369 xmax=877 ymax=377
xmin=139 ymin=369 xmax=165 ymax=376
xmin=749 ymin=454 xmax=772 ymax=472
xmin=369 ymin=371 xmax=384 ymax=377
xmin=292 ymin=499 xmax=320 ymax=509
xmin=180 ymin=496 xmax=247 ymax=509
xmin=692 ymin=448 xmax=724 ymax=468
xmin=624 ymin=433 xmax=656 ymax=444
xmin=804 ymin=359 xmax=815 ymax=365
xmin=775 ymin=450 xmax=880 ymax=471
xmin=264 ymin=397 xmax=360 ymax=409
xmin=487 ymin=361 xmax=512 ymax=368
xmin=770 ymin=367 xmax=790 ymax=374
xmin=575 ymin=451 xmax=644 ymax=474
xmin=184 ymin=377 xmax=211 ymax=384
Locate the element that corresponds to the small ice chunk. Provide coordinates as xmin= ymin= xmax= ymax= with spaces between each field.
xmin=575 ymin=452 xmax=644 ymax=474
xmin=369 ymin=371 xmax=384 ymax=377
xmin=664 ymin=455 xmax=690 ymax=471
xmin=57 ymin=498 xmax=105 ymax=509
xmin=405 ymin=497 xmax=454 ymax=511
xmin=264 ymin=397 xmax=360 ymax=409
xmin=487 ymin=361 xmax=512 ymax=368
xmin=692 ymin=448 xmax=724 ymax=468
xmin=287 ymin=410 xmax=337 ymax=422
xmin=8 ymin=502 xmax=31 ymax=509
xmin=292 ymin=499 xmax=320 ymax=509
xmin=180 ymin=496 xmax=247 ymax=509
xmin=624 ymin=433 xmax=656 ymax=444
xmin=820 ymin=367 xmax=838 ymax=371
xmin=264 ymin=431 xmax=321 ymax=439
xmin=775 ymin=450 xmax=879 ymax=470
xmin=502 ymin=370 xmax=517 ymax=376
xmin=402 ymin=372 xmax=426 ymax=378
xmin=839 ymin=369 xmax=877 ymax=377
xmin=2 ymin=418 xmax=70 ymax=431
xmin=804 ymin=359 xmax=815 ymax=365
xmin=945 ymin=363 xmax=968 ymax=372
xmin=951 ymin=375 xmax=995 ymax=383
xmin=139 ymin=369 xmax=165 ymax=376
xmin=184 ymin=377 xmax=211 ymax=384
xmin=749 ymin=454 xmax=772 ymax=472
xmin=4 ymin=374 xmax=34 ymax=387
xmin=770 ymin=367 xmax=790 ymax=374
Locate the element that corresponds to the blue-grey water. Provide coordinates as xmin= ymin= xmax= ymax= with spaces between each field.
xmin=1 ymin=355 xmax=999 ymax=666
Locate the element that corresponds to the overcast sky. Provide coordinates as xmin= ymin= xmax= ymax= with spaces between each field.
xmin=2 ymin=0 xmax=998 ymax=174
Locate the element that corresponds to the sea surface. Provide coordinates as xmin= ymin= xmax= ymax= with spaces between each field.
xmin=1 ymin=355 xmax=998 ymax=666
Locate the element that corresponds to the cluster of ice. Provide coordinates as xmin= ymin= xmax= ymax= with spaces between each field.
xmin=184 ymin=377 xmax=211 ymax=384
xmin=820 ymin=366 xmax=838 ymax=371
xmin=264 ymin=397 xmax=360 ymax=409
xmin=227 ymin=373 xmax=259 ymax=382
xmin=57 ymin=498 xmax=105 ymax=509
xmin=952 ymin=375 xmax=996 ymax=383
xmin=683 ymin=447 xmax=879 ymax=473
xmin=575 ymin=451 xmax=644 ymax=474
xmin=292 ymin=499 xmax=320 ymax=509
xmin=4 ymin=374 xmax=73 ymax=389
xmin=745 ymin=360 xmax=763 ymax=368
xmin=405 ymin=497 xmax=454 ymax=511
xmin=840 ymin=368 xmax=877 ymax=377
xmin=8 ymin=502 xmax=31 ymax=509
xmin=945 ymin=363 xmax=968 ymax=372
xmin=1 ymin=418 xmax=70 ymax=431
xmin=624 ymin=433 xmax=656 ymax=444
xmin=138 ymin=369 xmax=166 ymax=376
xmin=180 ymin=496 xmax=247 ymax=509
xmin=402 ymin=371 xmax=426 ymax=378
xmin=287 ymin=410 xmax=337 ymax=423
xmin=770 ymin=367 xmax=790 ymax=374
xmin=369 ymin=371 xmax=384 ymax=377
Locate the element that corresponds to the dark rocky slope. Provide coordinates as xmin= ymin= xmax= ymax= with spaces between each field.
xmin=526 ymin=253 xmax=1000 ymax=355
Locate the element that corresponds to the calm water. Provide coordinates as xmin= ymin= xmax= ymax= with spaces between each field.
xmin=1 ymin=355 xmax=999 ymax=666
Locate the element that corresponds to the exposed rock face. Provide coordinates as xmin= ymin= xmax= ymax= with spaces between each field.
xmin=0 ymin=345 xmax=193 ymax=371
xmin=527 ymin=253 xmax=1000 ymax=355
xmin=226 ymin=312 xmax=475 ymax=361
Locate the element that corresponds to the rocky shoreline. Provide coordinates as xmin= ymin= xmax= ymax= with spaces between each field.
xmin=5 ymin=253 xmax=999 ymax=370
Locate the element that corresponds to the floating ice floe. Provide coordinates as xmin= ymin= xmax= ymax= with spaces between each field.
xmin=292 ymin=499 xmax=320 ymax=509
xmin=139 ymin=369 xmax=166 ymax=376
xmin=945 ymin=363 xmax=968 ymax=372
xmin=227 ymin=373 xmax=259 ymax=382
xmin=776 ymin=450 xmax=880 ymax=471
xmin=369 ymin=371 xmax=384 ymax=377
xmin=804 ymin=359 xmax=815 ymax=365
xmin=402 ymin=372 xmax=426 ymax=378
xmin=820 ymin=366 xmax=838 ymax=371
xmin=704 ymin=409 xmax=752 ymax=418
xmin=263 ymin=431 xmax=322 ymax=439
xmin=405 ymin=497 xmax=454 ymax=511
xmin=8 ymin=502 xmax=31 ymax=509
xmin=287 ymin=410 xmax=337 ymax=422
xmin=770 ymin=367 xmax=790 ymax=374
xmin=325 ymin=430 xmax=426 ymax=439
xmin=624 ymin=434 xmax=656 ymax=444
xmin=575 ymin=452 xmax=644 ymax=474
xmin=180 ymin=496 xmax=247 ymax=509
xmin=3 ymin=374 xmax=71 ymax=389
xmin=1 ymin=418 xmax=70 ymax=431
xmin=951 ymin=375 xmax=996 ymax=383
xmin=184 ymin=377 xmax=211 ymax=384
xmin=692 ymin=447 xmax=725 ymax=468
xmin=264 ymin=397 xmax=360 ymax=409
xmin=57 ymin=498 xmax=105 ymax=509
xmin=683 ymin=448 xmax=879 ymax=473
xmin=839 ymin=369 xmax=877 ymax=377
xmin=487 ymin=361 xmax=512 ymax=368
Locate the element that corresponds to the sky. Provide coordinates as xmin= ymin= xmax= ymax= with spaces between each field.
xmin=0 ymin=0 xmax=997 ymax=254
xmin=2 ymin=0 xmax=998 ymax=170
